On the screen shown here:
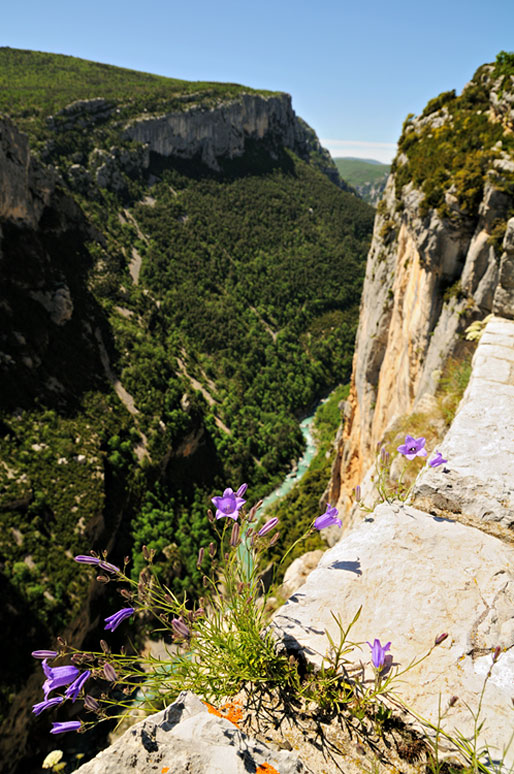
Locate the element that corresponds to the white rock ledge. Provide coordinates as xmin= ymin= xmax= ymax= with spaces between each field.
xmin=272 ymin=502 xmax=514 ymax=765
xmin=412 ymin=316 xmax=514 ymax=538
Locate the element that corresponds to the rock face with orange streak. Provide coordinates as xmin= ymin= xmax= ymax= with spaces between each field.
xmin=328 ymin=64 xmax=514 ymax=522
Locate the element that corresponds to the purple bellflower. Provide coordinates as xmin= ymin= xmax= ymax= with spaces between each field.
xmin=367 ymin=638 xmax=391 ymax=670
xmin=429 ymin=450 xmax=447 ymax=468
xmin=397 ymin=435 xmax=427 ymax=460
xmin=32 ymin=696 xmax=63 ymax=716
xmin=314 ymin=505 xmax=342 ymax=530
xmin=65 ymin=670 xmax=91 ymax=702
xmin=211 ymin=484 xmax=247 ymax=520
xmin=104 ymin=607 xmax=134 ymax=632
xmin=42 ymin=661 xmax=80 ymax=697
xmin=50 ymin=721 xmax=82 ymax=735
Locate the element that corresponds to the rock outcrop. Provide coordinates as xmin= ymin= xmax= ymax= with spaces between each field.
xmin=123 ymin=93 xmax=343 ymax=184
xmin=273 ymin=316 xmax=514 ymax=765
xmin=75 ymin=691 xmax=311 ymax=774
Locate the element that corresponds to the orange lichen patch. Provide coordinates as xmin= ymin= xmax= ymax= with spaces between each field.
xmin=161 ymin=768 xmax=170 ymax=773
xmin=203 ymin=698 xmax=243 ymax=727
xmin=256 ymin=764 xmax=280 ymax=774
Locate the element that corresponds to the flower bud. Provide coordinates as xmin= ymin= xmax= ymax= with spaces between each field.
xmin=171 ymin=618 xmax=190 ymax=639
xmin=120 ymin=588 xmax=133 ymax=600
xmin=269 ymin=532 xmax=280 ymax=547
xmin=434 ymin=632 xmax=448 ymax=646
xmin=31 ymin=650 xmax=58 ymax=660
xmin=96 ymin=575 xmax=109 ymax=584
xmin=257 ymin=517 xmax=278 ymax=537
xmin=57 ymin=637 xmax=67 ymax=647
xmin=100 ymin=640 xmax=111 ymax=654
xmin=246 ymin=500 xmax=263 ymax=523
xmin=202 ymin=575 xmax=209 ymax=587
xmin=84 ymin=695 xmax=100 ymax=712
xmin=142 ymin=545 xmax=151 ymax=561
xmin=493 ymin=645 xmax=501 ymax=663
xmin=103 ymin=663 xmax=117 ymax=682
xmin=196 ymin=547 xmax=205 ymax=567
xmin=230 ymin=523 xmax=240 ymax=547
xmin=208 ymin=542 xmax=216 ymax=558
xmin=207 ymin=509 xmax=215 ymax=524
xmin=355 ymin=485 xmax=361 ymax=503
xmin=449 ymin=695 xmax=459 ymax=707
xmin=98 ymin=561 xmax=120 ymax=574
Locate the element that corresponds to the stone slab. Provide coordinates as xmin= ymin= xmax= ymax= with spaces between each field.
xmin=412 ymin=316 xmax=514 ymax=536
xmin=75 ymin=691 xmax=312 ymax=774
xmin=272 ymin=503 xmax=514 ymax=765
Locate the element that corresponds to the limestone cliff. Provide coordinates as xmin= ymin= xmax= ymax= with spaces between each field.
xmin=329 ymin=55 xmax=514 ymax=518
xmin=123 ymin=92 xmax=344 ymax=185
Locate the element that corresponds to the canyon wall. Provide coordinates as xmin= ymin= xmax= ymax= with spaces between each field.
xmin=329 ymin=59 xmax=514 ymax=519
xmin=123 ymin=92 xmax=343 ymax=184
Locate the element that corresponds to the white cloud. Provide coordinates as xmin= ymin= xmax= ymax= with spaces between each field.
xmin=320 ymin=139 xmax=397 ymax=164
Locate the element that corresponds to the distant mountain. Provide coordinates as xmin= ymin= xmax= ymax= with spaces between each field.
xmin=338 ymin=156 xmax=388 ymax=166
xmin=334 ymin=157 xmax=390 ymax=205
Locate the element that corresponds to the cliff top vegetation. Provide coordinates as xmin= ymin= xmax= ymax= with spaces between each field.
xmin=393 ymin=50 xmax=514 ymax=225
xmin=0 ymin=47 xmax=273 ymax=131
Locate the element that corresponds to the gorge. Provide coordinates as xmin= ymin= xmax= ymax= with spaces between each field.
xmin=2 ymin=47 xmax=514 ymax=774
xmin=0 ymin=48 xmax=372 ymax=772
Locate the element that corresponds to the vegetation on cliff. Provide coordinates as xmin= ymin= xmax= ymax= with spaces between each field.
xmin=394 ymin=51 xmax=514 ymax=227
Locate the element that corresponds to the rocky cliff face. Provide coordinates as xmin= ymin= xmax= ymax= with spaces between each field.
xmin=329 ymin=56 xmax=514 ymax=517
xmin=0 ymin=115 xmax=126 ymax=772
xmin=123 ymin=92 xmax=343 ymax=184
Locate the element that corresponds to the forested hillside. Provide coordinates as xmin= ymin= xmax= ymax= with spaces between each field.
xmin=0 ymin=49 xmax=373 ymax=769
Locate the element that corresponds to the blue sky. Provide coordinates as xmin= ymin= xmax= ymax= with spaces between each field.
xmin=2 ymin=0 xmax=514 ymax=162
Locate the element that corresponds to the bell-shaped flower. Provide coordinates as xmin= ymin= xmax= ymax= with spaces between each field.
xmin=104 ymin=607 xmax=134 ymax=632
xmin=32 ymin=696 xmax=63 ymax=716
xmin=397 ymin=435 xmax=427 ymax=460
xmin=367 ymin=638 xmax=391 ymax=669
xmin=65 ymin=670 xmax=91 ymax=702
xmin=429 ymin=450 xmax=447 ymax=468
xmin=211 ymin=484 xmax=247 ymax=520
xmin=314 ymin=505 xmax=341 ymax=530
xmin=42 ymin=662 xmax=80 ymax=697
